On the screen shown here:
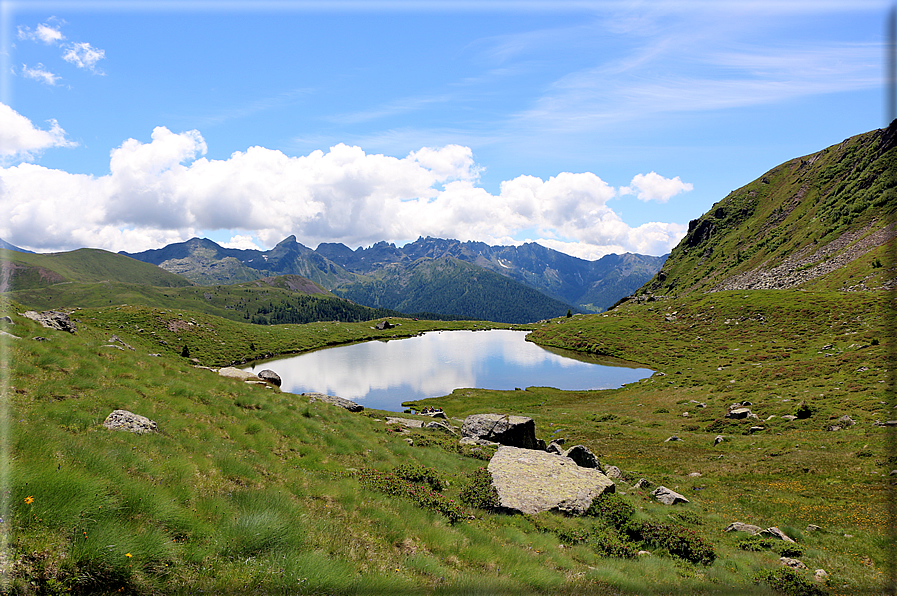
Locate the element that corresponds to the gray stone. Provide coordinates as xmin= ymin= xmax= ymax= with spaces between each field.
xmin=386 ymin=417 xmax=424 ymax=428
xmin=713 ymin=435 xmax=725 ymax=445
xmin=814 ymin=569 xmax=828 ymax=582
xmin=749 ymin=426 xmax=765 ymax=433
xmin=780 ymin=557 xmax=806 ymax=569
xmin=21 ymin=310 xmax=76 ymax=333
xmin=726 ymin=407 xmax=752 ymax=419
xmin=487 ymin=445 xmax=615 ymax=515
xmin=762 ymin=526 xmax=796 ymax=543
xmin=218 ymin=367 xmax=260 ymax=382
xmin=459 ymin=436 xmax=498 ymax=447
xmin=563 ymin=444 xmax=600 ymax=468
xmin=257 ymin=369 xmax=282 ymax=387
xmin=424 ymin=420 xmax=455 ymax=433
xmin=725 ymin=522 xmax=763 ymax=535
xmin=461 ymin=413 xmax=539 ymax=449
xmin=603 ymin=465 xmax=623 ymax=479
xmin=306 ymin=392 xmax=364 ymax=412
xmin=107 ymin=334 xmax=135 ymax=351
xmin=633 ymin=478 xmax=653 ymax=490
xmin=806 ymin=524 xmax=822 ymax=532
xmin=782 ymin=415 xmax=798 ymax=421
xmin=651 ymin=486 xmax=689 ymax=505
xmin=838 ymin=415 xmax=855 ymax=427
xmin=103 ymin=409 xmax=158 ymax=434
xmin=0 ymin=330 xmax=20 ymax=339
xmin=0 ymin=316 xmax=13 ymax=323
xmin=546 ymin=441 xmax=564 ymax=455
xmin=374 ymin=320 xmax=394 ymax=330
xmin=665 ymin=435 xmax=683 ymax=442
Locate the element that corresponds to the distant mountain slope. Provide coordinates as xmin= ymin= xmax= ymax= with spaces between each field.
xmin=637 ymin=120 xmax=897 ymax=298
xmin=318 ymin=237 xmax=666 ymax=311
xmin=122 ymin=236 xmax=355 ymax=288
xmin=0 ymin=247 xmax=192 ymax=292
xmin=0 ymin=238 xmax=33 ymax=253
xmin=332 ymin=256 xmax=576 ymax=323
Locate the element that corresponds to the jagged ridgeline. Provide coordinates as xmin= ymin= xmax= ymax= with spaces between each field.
xmin=638 ymin=120 xmax=896 ymax=297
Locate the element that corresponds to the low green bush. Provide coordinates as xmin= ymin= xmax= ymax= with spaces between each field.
xmin=458 ymin=467 xmax=500 ymax=510
xmin=754 ymin=567 xmax=828 ymax=596
xmin=393 ymin=463 xmax=446 ymax=491
xmin=351 ymin=468 xmax=467 ymax=523
xmin=631 ymin=521 xmax=716 ymax=565
xmin=585 ymin=492 xmax=635 ymax=529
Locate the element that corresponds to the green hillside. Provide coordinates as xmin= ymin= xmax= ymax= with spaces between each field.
xmin=333 ymin=256 xmax=577 ymax=323
xmin=638 ymin=121 xmax=896 ymax=296
xmin=0 ymin=248 xmax=192 ymax=292
xmin=3 ymin=274 xmax=410 ymax=328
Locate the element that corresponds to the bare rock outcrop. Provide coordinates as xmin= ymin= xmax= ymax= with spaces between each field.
xmin=487 ymin=445 xmax=614 ymax=515
xmin=218 ymin=367 xmax=261 ymax=382
xmin=21 ymin=310 xmax=76 ymax=333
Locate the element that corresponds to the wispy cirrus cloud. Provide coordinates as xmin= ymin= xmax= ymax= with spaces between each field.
xmin=21 ymin=63 xmax=61 ymax=86
xmin=62 ymin=42 xmax=105 ymax=72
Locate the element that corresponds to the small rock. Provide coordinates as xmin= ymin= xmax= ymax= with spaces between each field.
xmin=806 ymin=524 xmax=822 ymax=532
xmin=713 ymin=435 xmax=725 ymax=445
xmin=0 ymin=331 xmax=20 ymax=339
xmin=782 ymin=415 xmax=798 ymax=421
xmin=726 ymin=407 xmax=752 ymax=419
xmin=603 ymin=465 xmax=623 ymax=479
xmin=687 ymin=472 xmax=701 ymax=477
xmin=546 ymin=442 xmax=564 ymax=455
xmin=0 ymin=316 xmax=12 ymax=324
xmin=763 ymin=526 xmax=796 ymax=543
xmin=103 ymin=409 xmax=158 ymax=434
xmin=651 ymin=486 xmax=689 ymax=505
xmin=749 ymin=426 xmax=765 ymax=433
xmin=665 ymin=435 xmax=682 ymax=442
xmin=637 ymin=550 xmax=651 ymax=556
xmin=838 ymin=415 xmax=855 ymax=427
xmin=633 ymin=478 xmax=653 ymax=490
xmin=307 ymin=392 xmax=364 ymax=412
xmin=780 ymin=557 xmax=806 ymax=569
xmin=814 ymin=569 xmax=828 ymax=582
xmin=725 ymin=522 xmax=762 ymax=534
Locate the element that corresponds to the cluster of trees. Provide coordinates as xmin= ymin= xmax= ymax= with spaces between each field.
xmin=250 ymin=295 xmax=400 ymax=325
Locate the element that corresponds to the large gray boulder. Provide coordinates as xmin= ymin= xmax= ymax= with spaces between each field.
xmin=461 ymin=413 xmax=539 ymax=449
xmin=257 ymin=369 xmax=282 ymax=387
xmin=305 ymin=392 xmax=364 ymax=412
xmin=21 ymin=310 xmax=76 ymax=333
xmin=103 ymin=410 xmax=158 ymax=434
xmin=725 ymin=522 xmax=763 ymax=534
xmin=487 ymin=445 xmax=615 ymax=515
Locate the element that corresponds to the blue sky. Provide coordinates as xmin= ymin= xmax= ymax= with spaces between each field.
xmin=0 ymin=0 xmax=890 ymax=259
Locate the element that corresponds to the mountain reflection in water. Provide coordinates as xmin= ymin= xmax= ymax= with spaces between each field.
xmin=245 ymin=329 xmax=652 ymax=412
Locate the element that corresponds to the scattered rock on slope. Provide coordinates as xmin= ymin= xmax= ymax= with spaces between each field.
xmin=21 ymin=310 xmax=76 ymax=333
xmin=103 ymin=410 xmax=158 ymax=434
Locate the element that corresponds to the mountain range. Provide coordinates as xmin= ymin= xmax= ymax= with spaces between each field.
xmin=119 ymin=236 xmax=666 ymax=320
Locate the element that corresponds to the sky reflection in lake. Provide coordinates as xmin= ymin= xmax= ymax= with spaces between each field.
xmin=245 ymin=329 xmax=652 ymax=411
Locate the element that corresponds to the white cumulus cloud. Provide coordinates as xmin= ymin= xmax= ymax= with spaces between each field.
xmin=620 ymin=171 xmax=693 ymax=203
xmin=0 ymin=117 xmax=687 ymax=257
xmin=17 ymin=22 xmax=65 ymax=45
xmin=0 ymin=103 xmax=75 ymax=160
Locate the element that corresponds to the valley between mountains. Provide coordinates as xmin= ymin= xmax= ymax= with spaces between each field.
xmin=1 ymin=122 xmax=894 ymax=595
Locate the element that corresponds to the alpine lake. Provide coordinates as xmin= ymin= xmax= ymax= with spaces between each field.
xmin=244 ymin=329 xmax=653 ymax=412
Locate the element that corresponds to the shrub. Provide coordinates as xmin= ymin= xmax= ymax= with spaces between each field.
xmin=586 ymin=492 xmax=635 ymax=529
xmin=737 ymin=536 xmax=776 ymax=551
xmin=588 ymin=526 xmax=638 ymax=559
xmin=795 ymin=402 xmax=816 ymax=419
xmin=632 ymin=521 xmax=716 ymax=565
xmin=754 ymin=568 xmax=828 ymax=596
xmin=351 ymin=468 xmax=467 ymax=523
xmin=458 ymin=467 xmax=500 ymax=510
xmin=393 ymin=463 xmax=446 ymax=491
xmin=653 ymin=408 xmax=670 ymax=414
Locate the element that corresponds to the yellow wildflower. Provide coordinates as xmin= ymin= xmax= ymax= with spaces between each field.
xmin=125 ymin=553 xmax=132 ymax=558
xmin=24 ymin=496 xmax=34 ymax=504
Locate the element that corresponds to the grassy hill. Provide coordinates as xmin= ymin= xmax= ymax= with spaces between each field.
xmin=637 ymin=121 xmax=896 ymax=297
xmin=0 ymin=248 xmax=192 ymax=292
xmin=3 ymin=285 xmax=892 ymax=594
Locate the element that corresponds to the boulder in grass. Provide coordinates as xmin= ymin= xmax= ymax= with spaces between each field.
xmin=651 ymin=486 xmax=689 ymax=505
xmin=725 ymin=522 xmax=763 ymax=535
xmin=257 ymin=369 xmax=282 ymax=387
xmin=103 ymin=410 xmax=158 ymax=434
xmin=563 ymin=444 xmax=600 ymax=468
xmin=218 ymin=367 xmax=260 ymax=382
xmin=461 ymin=413 xmax=539 ymax=450
xmin=762 ymin=526 xmax=796 ymax=543
xmin=21 ymin=310 xmax=76 ymax=333
xmin=487 ymin=445 xmax=614 ymax=515
xmin=306 ymin=392 xmax=364 ymax=412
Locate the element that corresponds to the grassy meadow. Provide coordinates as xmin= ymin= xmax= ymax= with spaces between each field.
xmin=1 ymin=286 xmax=894 ymax=595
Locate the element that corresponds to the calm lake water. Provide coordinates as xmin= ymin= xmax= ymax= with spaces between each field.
xmin=245 ymin=329 xmax=653 ymax=412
